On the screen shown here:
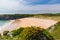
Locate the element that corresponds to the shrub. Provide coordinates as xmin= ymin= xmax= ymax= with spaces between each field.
xmin=1 ymin=26 xmax=54 ymax=40
xmin=42 ymin=29 xmax=54 ymax=40
xmin=11 ymin=27 xmax=24 ymax=36
xmin=19 ymin=27 xmax=54 ymax=40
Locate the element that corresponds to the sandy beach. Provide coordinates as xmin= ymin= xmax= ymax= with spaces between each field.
xmin=0 ymin=18 xmax=57 ymax=35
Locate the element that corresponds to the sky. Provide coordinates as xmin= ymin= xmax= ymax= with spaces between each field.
xmin=0 ymin=0 xmax=60 ymax=14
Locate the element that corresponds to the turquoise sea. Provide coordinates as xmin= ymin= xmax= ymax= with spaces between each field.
xmin=0 ymin=20 xmax=10 ymax=26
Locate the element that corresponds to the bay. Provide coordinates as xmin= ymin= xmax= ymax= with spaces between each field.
xmin=0 ymin=20 xmax=10 ymax=26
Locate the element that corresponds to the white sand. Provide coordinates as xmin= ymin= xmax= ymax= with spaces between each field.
xmin=0 ymin=18 xmax=57 ymax=35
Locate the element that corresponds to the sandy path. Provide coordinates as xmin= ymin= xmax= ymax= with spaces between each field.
xmin=0 ymin=18 xmax=57 ymax=35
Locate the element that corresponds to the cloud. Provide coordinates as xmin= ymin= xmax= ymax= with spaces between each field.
xmin=0 ymin=0 xmax=24 ymax=10
xmin=0 ymin=0 xmax=60 ymax=14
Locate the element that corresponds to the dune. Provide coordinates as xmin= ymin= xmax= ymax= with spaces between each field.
xmin=0 ymin=18 xmax=57 ymax=35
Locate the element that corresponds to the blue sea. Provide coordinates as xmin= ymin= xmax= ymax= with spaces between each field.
xmin=0 ymin=20 xmax=10 ymax=26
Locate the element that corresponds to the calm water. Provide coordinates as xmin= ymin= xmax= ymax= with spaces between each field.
xmin=0 ymin=20 xmax=10 ymax=26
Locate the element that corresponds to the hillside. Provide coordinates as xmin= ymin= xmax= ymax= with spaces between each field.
xmin=0 ymin=14 xmax=60 ymax=21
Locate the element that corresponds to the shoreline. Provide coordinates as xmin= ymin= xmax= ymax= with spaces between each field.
xmin=0 ymin=18 xmax=57 ymax=35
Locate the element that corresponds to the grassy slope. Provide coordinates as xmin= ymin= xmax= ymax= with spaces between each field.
xmin=0 ymin=27 xmax=54 ymax=40
xmin=51 ymin=22 xmax=60 ymax=40
xmin=31 ymin=14 xmax=60 ymax=21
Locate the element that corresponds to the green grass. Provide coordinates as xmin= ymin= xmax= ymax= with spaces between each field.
xmin=51 ymin=22 xmax=60 ymax=40
xmin=0 ymin=27 xmax=54 ymax=40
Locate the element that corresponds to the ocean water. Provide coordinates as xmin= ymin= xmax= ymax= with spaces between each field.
xmin=0 ymin=20 xmax=10 ymax=26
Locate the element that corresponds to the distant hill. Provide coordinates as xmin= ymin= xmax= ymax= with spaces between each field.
xmin=0 ymin=13 xmax=60 ymax=20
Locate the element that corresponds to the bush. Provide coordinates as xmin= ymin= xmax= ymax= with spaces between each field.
xmin=19 ymin=27 xmax=54 ymax=40
xmin=0 ymin=27 xmax=54 ymax=40
xmin=11 ymin=27 xmax=24 ymax=36
xmin=42 ymin=29 xmax=54 ymax=40
xmin=51 ymin=22 xmax=60 ymax=40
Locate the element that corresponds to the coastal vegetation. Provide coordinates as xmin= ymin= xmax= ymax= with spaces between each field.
xmin=0 ymin=13 xmax=60 ymax=20
xmin=0 ymin=27 xmax=54 ymax=40
xmin=50 ymin=22 xmax=60 ymax=40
